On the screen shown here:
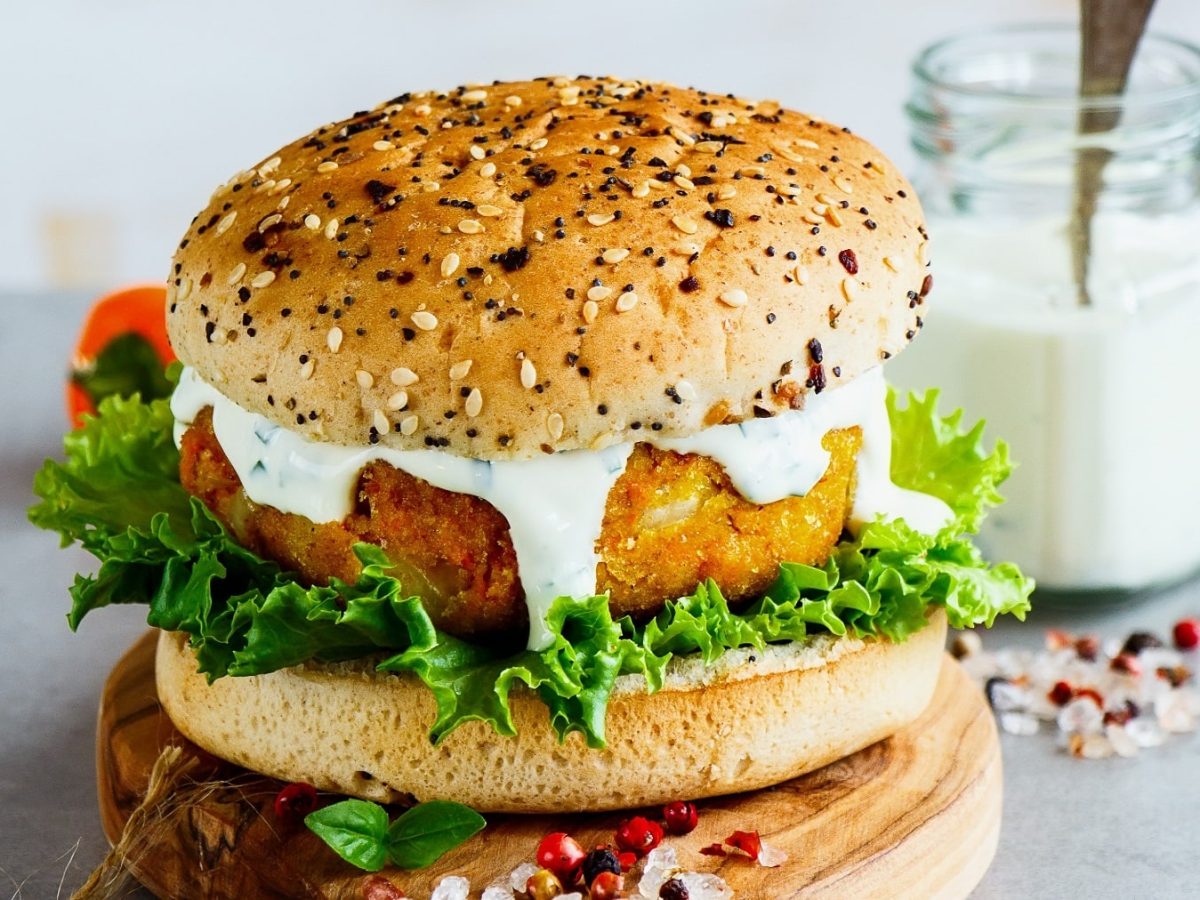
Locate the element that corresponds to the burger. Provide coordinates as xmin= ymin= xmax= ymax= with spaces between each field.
xmin=31 ymin=77 xmax=1030 ymax=814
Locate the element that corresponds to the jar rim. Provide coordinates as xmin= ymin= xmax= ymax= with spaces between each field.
xmin=912 ymin=22 xmax=1200 ymax=109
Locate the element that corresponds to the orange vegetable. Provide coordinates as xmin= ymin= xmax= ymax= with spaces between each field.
xmin=68 ymin=284 xmax=175 ymax=427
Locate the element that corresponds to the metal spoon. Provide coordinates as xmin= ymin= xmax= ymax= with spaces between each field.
xmin=1070 ymin=0 xmax=1156 ymax=306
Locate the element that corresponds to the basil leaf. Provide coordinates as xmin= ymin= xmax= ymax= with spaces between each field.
xmin=385 ymin=800 xmax=486 ymax=869
xmin=73 ymin=331 xmax=174 ymax=407
xmin=304 ymin=799 xmax=390 ymax=872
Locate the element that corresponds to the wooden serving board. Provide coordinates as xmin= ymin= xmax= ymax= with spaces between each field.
xmin=97 ymin=631 xmax=1002 ymax=899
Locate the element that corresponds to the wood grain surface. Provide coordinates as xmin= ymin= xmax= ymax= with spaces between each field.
xmin=97 ymin=631 xmax=1002 ymax=899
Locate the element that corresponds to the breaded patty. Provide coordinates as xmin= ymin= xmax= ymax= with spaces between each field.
xmin=180 ymin=408 xmax=860 ymax=641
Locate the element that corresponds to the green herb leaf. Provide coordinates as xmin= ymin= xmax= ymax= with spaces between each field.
xmin=385 ymin=800 xmax=486 ymax=869
xmin=304 ymin=799 xmax=390 ymax=872
xmin=73 ymin=331 xmax=174 ymax=408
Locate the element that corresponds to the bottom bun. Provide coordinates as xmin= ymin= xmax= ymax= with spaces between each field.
xmin=156 ymin=610 xmax=947 ymax=813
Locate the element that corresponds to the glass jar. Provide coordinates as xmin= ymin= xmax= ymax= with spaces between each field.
xmin=893 ymin=24 xmax=1200 ymax=600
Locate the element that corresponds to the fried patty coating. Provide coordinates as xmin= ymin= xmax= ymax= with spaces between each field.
xmin=180 ymin=408 xmax=860 ymax=641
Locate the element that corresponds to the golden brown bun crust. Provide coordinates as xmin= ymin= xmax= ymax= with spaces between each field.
xmin=168 ymin=77 xmax=931 ymax=458
xmin=156 ymin=611 xmax=946 ymax=813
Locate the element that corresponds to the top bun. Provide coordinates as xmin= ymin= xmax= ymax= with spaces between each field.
xmin=167 ymin=77 xmax=930 ymax=459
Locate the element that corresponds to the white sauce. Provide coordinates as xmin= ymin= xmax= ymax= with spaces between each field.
xmin=172 ymin=366 xmax=950 ymax=649
xmin=890 ymin=210 xmax=1200 ymax=591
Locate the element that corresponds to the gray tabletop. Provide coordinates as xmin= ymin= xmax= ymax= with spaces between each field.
xmin=2 ymin=292 xmax=1196 ymax=899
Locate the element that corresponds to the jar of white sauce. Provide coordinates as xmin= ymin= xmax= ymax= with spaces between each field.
xmin=893 ymin=25 xmax=1200 ymax=598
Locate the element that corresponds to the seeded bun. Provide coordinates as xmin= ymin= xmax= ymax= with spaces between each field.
xmin=156 ymin=611 xmax=945 ymax=813
xmin=167 ymin=77 xmax=930 ymax=459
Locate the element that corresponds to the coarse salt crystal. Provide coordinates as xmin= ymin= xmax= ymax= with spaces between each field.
xmin=999 ymin=711 xmax=1040 ymax=736
xmin=481 ymin=885 xmax=513 ymax=900
xmin=1156 ymin=692 xmax=1198 ymax=733
xmin=756 ymin=838 xmax=788 ymax=867
xmin=638 ymin=846 xmax=680 ymax=897
xmin=1057 ymin=697 xmax=1104 ymax=735
xmin=508 ymin=863 xmax=539 ymax=892
xmin=430 ymin=875 xmax=470 ymax=900
xmin=1126 ymin=717 xmax=1167 ymax=748
xmin=676 ymin=872 xmax=734 ymax=900
xmin=1106 ymin=723 xmax=1140 ymax=758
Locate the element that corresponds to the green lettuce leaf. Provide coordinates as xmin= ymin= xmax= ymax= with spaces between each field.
xmin=29 ymin=384 xmax=1031 ymax=747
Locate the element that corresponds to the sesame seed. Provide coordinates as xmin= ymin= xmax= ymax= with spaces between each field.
xmin=546 ymin=412 xmax=565 ymax=441
xmin=216 ymin=211 xmax=237 ymax=235
xmin=258 ymin=156 xmax=282 ymax=176
xmin=529 ymin=138 xmax=548 ymax=151
xmin=176 ymin=277 xmax=192 ymax=301
xmin=796 ymin=138 xmax=820 ymax=149
xmin=324 ymin=218 xmax=339 ymax=240
xmin=462 ymin=88 xmax=488 ymax=102
xmin=520 ymin=357 xmax=537 ymax=389
xmin=669 ymin=126 xmax=696 ymax=147
xmin=615 ymin=291 xmax=638 ymax=312
xmin=601 ymin=248 xmax=630 ymax=264
xmin=587 ymin=213 xmax=616 ymax=227
xmin=304 ymin=213 xmax=321 ymax=230
xmin=299 ymin=359 xmax=315 ymax=380
xmin=587 ymin=284 xmax=613 ymax=301
xmin=582 ymin=300 xmax=599 ymax=323
xmin=738 ymin=165 xmax=765 ymax=177
xmin=802 ymin=212 xmax=824 ymax=225
xmin=373 ymin=140 xmax=394 ymax=151
xmin=833 ymin=175 xmax=854 ymax=193
xmin=373 ymin=409 xmax=390 ymax=433
xmin=917 ymin=241 xmax=929 ymax=267
xmin=400 ymin=414 xmax=419 ymax=435
xmin=716 ymin=185 xmax=737 ymax=200
xmin=327 ymin=326 xmax=344 ymax=352
xmin=504 ymin=95 xmax=522 ymax=107
xmin=356 ymin=369 xmax=374 ymax=389
xmin=469 ymin=144 xmax=486 ymax=161
xmin=441 ymin=252 xmax=460 ymax=277
xmin=773 ymin=143 xmax=806 ymax=163
xmin=449 ymin=359 xmax=473 ymax=380
xmin=673 ymin=174 xmax=695 ymax=190
xmin=671 ymin=215 xmax=698 ymax=235
xmin=458 ymin=218 xmax=484 ymax=234
xmin=413 ymin=103 xmax=432 ymax=116
xmin=695 ymin=140 xmax=723 ymax=153
xmin=257 ymin=213 xmax=283 ymax=233
xmin=632 ymin=181 xmax=651 ymax=198
xmin=411 ymin=310 xmax=438 ymax=331
xmin=391 ymin=367 xmax=418 ymax=386
xmin=841 ymin=278 xmax=858 ymax=302
xmin=250 ymin=270 xmax=276 ymax=289
xmin=227 ymin=262 xmax=246 ymax=285
xmin=465 ymin=387 xmax=483 ymax=417
xmin=387 ymin=390 xmax=408 ymax=410
xmin=479 ymin=162 xmax=497 ymax=178
xmin=675 ymin=380 xmax=697 ymax=401
xmin=719 ymin=288 xmax=749 ymax=307
xmin=794 ymin=265 xmax=810 ymax=284
xmin=317 ymin=161 xmax=339 ymax=173
xmin=476 ymin=204 xmax=503 ymax=217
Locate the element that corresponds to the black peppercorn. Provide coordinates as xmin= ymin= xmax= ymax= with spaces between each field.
xmin=660 ymin=877 xmax=690 ymax=900
xmin=1120 ymin=632 xmax=1164 ymax=656
xmin=581 ymin=848 xmax=621 ymax=884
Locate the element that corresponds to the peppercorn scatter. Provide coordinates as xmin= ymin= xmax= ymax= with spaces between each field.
xmin=959 ymin=620 xmax=1200 ymax=758
xmin=165 ymin=76 xmax=931 ymax=459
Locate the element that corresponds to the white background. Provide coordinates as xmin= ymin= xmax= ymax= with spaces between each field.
xmin=2 ymin=0 xmax=1198 ymax=291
